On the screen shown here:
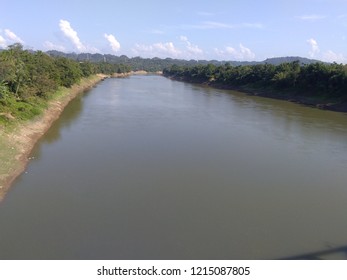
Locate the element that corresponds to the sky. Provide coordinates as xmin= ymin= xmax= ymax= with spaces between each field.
xmin=1 ymin=0 xmax=347 ymax=62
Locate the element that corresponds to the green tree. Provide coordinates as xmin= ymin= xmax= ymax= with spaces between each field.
xmin=54 ymin=57 xmax=82 ymax=87
xmin=0 ymin=44 xmax=28 ymax=97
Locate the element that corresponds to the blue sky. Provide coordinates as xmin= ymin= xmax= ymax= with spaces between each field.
xmin=1 ymin=0 xmax=347 ymax=62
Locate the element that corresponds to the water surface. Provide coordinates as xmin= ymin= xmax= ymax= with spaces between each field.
xmin=1 ymin=75 xmax=347 ymax=259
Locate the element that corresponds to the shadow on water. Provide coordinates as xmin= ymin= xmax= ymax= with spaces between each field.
xmin=43 ymin=91 xmax=87 ymax=144
xmin=281 ymin=245 xmax=347 ymax=260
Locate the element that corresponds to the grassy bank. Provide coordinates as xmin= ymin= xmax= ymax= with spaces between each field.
xmin=0 ymin=74 xmax=107 ymax=201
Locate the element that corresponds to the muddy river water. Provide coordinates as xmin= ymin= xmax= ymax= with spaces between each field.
xmin=1 ymin=75 xmax=347 ymax=259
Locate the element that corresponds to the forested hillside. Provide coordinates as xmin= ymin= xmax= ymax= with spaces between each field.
xmin=47 ymin=50 xmax=320 ymax=72
xmin=163 ymin=61 xmax=347 ymax=110
xmin=0 ymin=44 xmax=130 ymax=125
xmin=47 ymin=50 xmax=227 ymax=71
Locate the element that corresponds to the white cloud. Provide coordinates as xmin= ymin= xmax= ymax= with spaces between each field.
xmin=104 ymin=33 xmax=121 ymax=52
xmin=180 ymin=36 xmax=203 ymax=57
xmin=322 ymin=50 xmax=346 ymax=63
xmin=239 ymin=44 xmax=256 ymax=60
xmin=153 ymin=42 xmax=181 ymax=57
xmin=132 ymin=37 xmax=204 ymax=59
xmin=298 ymin=15 xmax=326 ymax=21
xmin=43 ymin=41 xmax=66 ymax=52
xmin=307 ymin=38 xmax=320 ymax=58
xmin=223 ymin=46 xmax=237 ymax=56
xmin=305 ymin=38 xmax=346 ymax=63
xmin=215 ymin=44 xmax=255 ymax=60
xmin=0 ymin=28 xmax=25 ymax=48
xmin=59 ymin=19 xmax=86 ymax=52
xmin=4 ymin=29 xmax=24 ymax=44
xmin=0 ymin=35 xmax=6 ymax=48
xmin=132 ymin=42 xmax=182 ymax=58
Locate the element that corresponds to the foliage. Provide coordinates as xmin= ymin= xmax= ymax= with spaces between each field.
xmin=0 ymin=44 xmax=130 ymax=125
xmin=163 ymin=61 xmax=347 ymax=100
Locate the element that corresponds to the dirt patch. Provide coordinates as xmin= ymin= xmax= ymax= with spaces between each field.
xmin=0 ymin=74 xmax=107 ymax=201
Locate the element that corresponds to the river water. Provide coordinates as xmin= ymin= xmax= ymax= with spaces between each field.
xmin=1 ymin=75 xmax=347 ymax=259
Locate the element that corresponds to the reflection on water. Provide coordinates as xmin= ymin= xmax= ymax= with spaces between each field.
xmin=42 ymin=90 xmax=87 ymax=145
xmin=0 ymin=75 xmax=347 ymax=259
xmin=30 ymin=92 xmax=86 ymax=163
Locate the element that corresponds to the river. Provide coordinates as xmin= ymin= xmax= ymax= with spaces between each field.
xmin=1 ymin=75 xmax=347 ymax=259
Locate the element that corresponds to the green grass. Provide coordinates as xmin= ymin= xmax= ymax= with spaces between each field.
xmin=0 ymin=129 xmax=19 ymax=192
xmin=0 ymin=95 xmax=46 ymax=127
xmin=0 ymin=136 xmax=17 ymax=174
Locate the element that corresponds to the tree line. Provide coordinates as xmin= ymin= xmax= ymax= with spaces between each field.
xmin=163 ymin=61 xmax=347 ymax=101
xmin=47 ymin=50 xmax=320 ymax=72
xmin=47 ymin=50 xmax=227 ymax=72
xmin=0 ymin=44 xmax=130 ymax=125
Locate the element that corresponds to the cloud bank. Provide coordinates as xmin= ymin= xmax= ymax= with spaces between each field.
xmin=132 ymin=36 xmax=204 ymax=59
xmin=133 ymin=42 xmax=182 ymax=58
xmin=215 ymin=44 xmax=256 ymax=60
xmin=180 ymin=36 xmax=203 ymax=57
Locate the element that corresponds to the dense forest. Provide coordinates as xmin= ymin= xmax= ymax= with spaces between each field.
xmin=0 ymin=44 xmax=130 ymax=125
xmin=163 ymin=61 xmax=347 ymax=110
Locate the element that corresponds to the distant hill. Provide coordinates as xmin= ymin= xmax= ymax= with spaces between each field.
xmin=262 ymin=56 xmax=322 ymax=65
xmin=46 ymin=50 xmax=323 ymax=72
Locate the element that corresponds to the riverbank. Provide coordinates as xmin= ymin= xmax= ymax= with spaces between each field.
xmin=165 ymin=75 xmax=347 ymax=113
xmin=111 ymin=70 xmax=162 ymax=78
xmin=209 ymin=83 xmax=347 ymax=113
xmin=0 ymin=74 xmax=107 ymax=201
xmin=111 ymin=70 xmax=146 ymax=78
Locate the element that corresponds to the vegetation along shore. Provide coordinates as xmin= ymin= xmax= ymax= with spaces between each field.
xmin=163 ymin=62 xmax=347 ymax=112
xmin=0 ymin=44 xmax=129 ymax=200
xmin=1 ymin=43 xmax=347 ymax=199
